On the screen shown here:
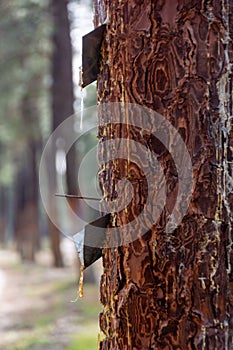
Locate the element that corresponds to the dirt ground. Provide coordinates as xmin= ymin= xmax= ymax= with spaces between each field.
xmin=0 ymin=243 xmax=102 ymax=350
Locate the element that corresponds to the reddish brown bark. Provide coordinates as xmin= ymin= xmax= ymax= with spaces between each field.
xmin=95 ymin=1 xmax=233 ymax=349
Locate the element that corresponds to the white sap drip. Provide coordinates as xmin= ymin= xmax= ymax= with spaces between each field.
xmin=80 ymin=88 xmax=84 ymax=130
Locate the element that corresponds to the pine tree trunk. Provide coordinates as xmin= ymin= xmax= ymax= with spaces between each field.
xmin=50 ymin=0 xmax=78 ymax=267
xmin=95 ymin=1 xmax=233 ymax=349
xmin=15 ymin=86 xmax=41 ymax=262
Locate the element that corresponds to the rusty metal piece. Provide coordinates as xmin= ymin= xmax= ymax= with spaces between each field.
xmin=81 ymin=24 xmax=106 ymax=88
xmin=73 ymin=214 xmax=110 ymax=268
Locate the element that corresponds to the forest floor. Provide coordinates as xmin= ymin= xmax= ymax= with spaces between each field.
xmin=0 ymin=244 xmax=102 ymax=350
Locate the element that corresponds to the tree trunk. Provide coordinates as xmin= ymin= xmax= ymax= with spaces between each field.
xmin=15 ymin=87 xmax=41 ymax=262
xmin=0 ymin=187 xmax=6 ymax=244
xmin=15 ymin=146 xmax=40 ymax=262
xmin=50 ymin=0 xmax=78 ymax=267
xmin=95 ymin=1 xmax=233 ymax=349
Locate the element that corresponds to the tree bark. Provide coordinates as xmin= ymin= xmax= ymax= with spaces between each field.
xmin=95 ymin=1 xmax=233 ymax=349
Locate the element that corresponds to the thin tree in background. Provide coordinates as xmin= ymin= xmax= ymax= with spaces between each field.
xmin=49 ymin=0 xmax=78 ymax=267
xmin=0 ymin=0 xmax=78 ymax=264
xmin=15 ymin=79 xmax=41 ymax=261
xmin=0 ymin=0 xmax=50 ymax=259
xmin=95 ymin=0 xmax=233 ymax=349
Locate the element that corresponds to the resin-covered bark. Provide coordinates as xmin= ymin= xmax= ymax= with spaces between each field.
xmin=95 ymin=1 xmax=233 ymax=349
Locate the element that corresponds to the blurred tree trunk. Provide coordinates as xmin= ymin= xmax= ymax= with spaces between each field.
xmin=50 ymin=0 xmax=78 ymax=267
xmin=95 ymin=0 xmax=233 ymax=349
xmin=15 ymin=89 xmax=41 ymax=262
xmin=0 ymin=187 xmax=6 ymax=244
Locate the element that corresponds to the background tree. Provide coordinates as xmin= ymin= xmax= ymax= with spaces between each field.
xmin=48 ymin=0 xmax=78 ymax=267
xmin=95 ymin=0 xmax=233 ymax=349
xmin=0 ymin=0 xmax=51 ymax=259
xmin=0 ymin=0 xmax=80 ymax=266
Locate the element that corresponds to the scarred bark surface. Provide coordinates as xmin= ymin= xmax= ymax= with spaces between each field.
xmin=95 ymin=1 xmax=233 ymax=349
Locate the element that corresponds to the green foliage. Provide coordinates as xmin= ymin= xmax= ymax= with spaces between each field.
xmin=5 ymin=335 xmax=51 ymax=350
xmin=84 ymin=84 xmax=97 ymax=108
xmin=0 ymin=0 xmax=52 ymax=186
xmin=68 ymin=326 xmax=99 ymax=350
xmin=0 ymin=0 xmax=95 ymax=188
xmin=0 ymin=161 xmax=15 ymax=186
xmin=0 ymin=0 xmax=51 ymax=100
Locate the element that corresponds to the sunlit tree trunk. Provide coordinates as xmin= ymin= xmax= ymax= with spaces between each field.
xmin=95 ymin=0 xmax=233 ymax=349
